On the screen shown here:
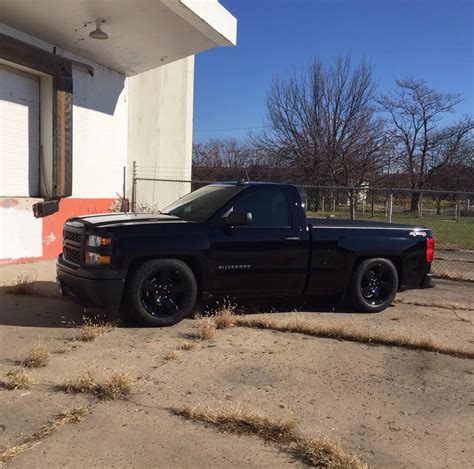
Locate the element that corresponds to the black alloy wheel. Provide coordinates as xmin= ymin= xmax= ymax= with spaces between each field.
xmin=129 ymin=259 xmax=197 ymax=327
xmin=140 ymin=267 xmax=187 ymax=317
xmin=350 ymin=258 xmax=398 ymax=313
xmin=360 ymin=263 xmax=394 ymax=305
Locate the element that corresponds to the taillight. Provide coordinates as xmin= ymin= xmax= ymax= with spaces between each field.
xmin=426 ymin=238 xmax=435 ymax=262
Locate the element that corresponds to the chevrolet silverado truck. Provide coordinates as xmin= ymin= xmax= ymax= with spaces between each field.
xmin=57 ymin=182 xmax=435 ymax=326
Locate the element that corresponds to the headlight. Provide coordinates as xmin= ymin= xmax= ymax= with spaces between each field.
xmin=87 ymin=235 xmax=112 ymax=247
xmin=85 ymin=252 xmax=111 ymax=265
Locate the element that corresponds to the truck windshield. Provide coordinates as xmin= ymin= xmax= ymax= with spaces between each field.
xmin=161 ymin=184 xmax=244 ymax=222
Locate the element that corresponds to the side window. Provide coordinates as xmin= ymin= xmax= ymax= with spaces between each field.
xmin=232 ymin=189 xmax=290 ymax=227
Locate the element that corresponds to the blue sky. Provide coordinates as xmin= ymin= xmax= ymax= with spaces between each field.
xmin=193 ymin=0 xmax=473 ymax=143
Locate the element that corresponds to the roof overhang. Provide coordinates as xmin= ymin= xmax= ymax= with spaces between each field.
xmin=0 ymin=0 xmax=237 ymax=75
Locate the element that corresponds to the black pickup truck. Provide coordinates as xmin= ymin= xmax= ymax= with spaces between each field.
xmin=57 ymin=182 xmax=434 ymax=326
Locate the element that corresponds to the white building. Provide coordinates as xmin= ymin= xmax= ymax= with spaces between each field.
xmin=0 ymin=0 xmax=236 ymax=264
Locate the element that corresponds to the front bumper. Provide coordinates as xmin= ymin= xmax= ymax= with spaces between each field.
xmin=420 ymin=272 xmax=435 ymax=289
xmin=57 ymin=257 xmax=125 ymax=311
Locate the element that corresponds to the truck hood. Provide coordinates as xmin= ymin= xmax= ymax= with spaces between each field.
xmin=67 ymin=212 xmax=189 ymax=228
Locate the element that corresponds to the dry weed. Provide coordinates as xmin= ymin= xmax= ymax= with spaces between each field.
xmin=1 ymin=368 xmax=32 ymax=390
xmin=395 ymin=298 xmax=473 ymax=312
xmin=235 ymin=315 xmax=474 ymax=359
xmin=97 ymin=370 xmax=134 ymax=400
xmin=62 ymin=370 xmax=97 ymax=394
xmin=0 ymin=407 xmax=87 ymax=464
xmin=172 ymin=404 xmax=296 ymax=444
xmin=213 ymin=300 xmax=238 ymax=329
xmin=22 ymin=341 xmax=49 ymax=368
xmin=163 ymin=350 xmax=180 ymax=362
xmin=77 ymin=316 xmax=115 ymax=342
xmin=177 ymin=341 xmax=196 ymax=351
xmin=3 ymin=274 xmax=36 ymax=295
xmin=61 ymin=370 xmax=134 ymax=400
xmin=188 ymin=317 xmax=216 ymax=340
xmin=295 ymin=435 xmax=367 ymax=469
xmin=172 ymin=404 xmax=366 ymax=468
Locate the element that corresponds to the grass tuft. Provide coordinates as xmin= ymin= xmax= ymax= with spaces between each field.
xmin=172 ymin=404 xmax=296 ymax=444
xmin=62 ymin=370 xmax=133 ymax=400
xmin=22 ymin=341 xmax=50 ymax=368
xmin=163 ymin=350 xmax=180 ymax=362
xmin=235 ymin=315 xmax=474 ymax=360
xmin=188 ymin=317 xmax=217 ymax=341
xmin=395 ymin=298 xmax=473 ymax=312
xmin=172 ymin=404 xmax=366 ymax=468
xmin=213 ymin=300 xmax=238 ymax=330
xmin=62 ymin=370 xmax=97 ymax=394
xmin=1 ymin=368 xmax=32 ymax=390
xmin=0 ymin=407 xmax=87 ymax=464
xmin=3 ymin=274 xmax=36 ymax=296
xmin=77 ymin=316 xmax=115 ymax=342
xmin=177 ymin=341 xmax=196 ymax=351
xmin=295 ymin=435 xmax=367 ymax=469
xmin=97 ymin=371 xmax=134 ymax=400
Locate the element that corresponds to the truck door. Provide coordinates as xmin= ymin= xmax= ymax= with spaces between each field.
xmin=208 ymin=187 xmax=306 ymax=295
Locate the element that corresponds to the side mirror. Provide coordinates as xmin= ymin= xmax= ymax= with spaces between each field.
xmin=223 ymin=211 xmax=252 ymax=227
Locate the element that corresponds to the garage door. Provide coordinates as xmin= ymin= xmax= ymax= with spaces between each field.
xmin=0 ymin=64 xmax=40 ymax=197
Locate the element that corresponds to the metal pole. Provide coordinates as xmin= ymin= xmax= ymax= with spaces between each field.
xmin=388 ymin=192 xmax=393 ymax=223
xmin=131 ymin=161 xmax=137 ymax=214
xmin=371 ymin=190 xmax=374 ymax=218
xmin=122 ymin=166 xmax=127 ymax=212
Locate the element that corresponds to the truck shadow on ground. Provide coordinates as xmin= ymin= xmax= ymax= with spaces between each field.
xmin=0 ymin=291 xmax=85 ymax=328
xmin=0 ymin=290 xmax=361 ymax=328
xmin=200 ymin=294 xmax=352 ymax=315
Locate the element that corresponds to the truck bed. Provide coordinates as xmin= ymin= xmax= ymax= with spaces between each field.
xmin=307 ymin=217 xmax=426 ymax=230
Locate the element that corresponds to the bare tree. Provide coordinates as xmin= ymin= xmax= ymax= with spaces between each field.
xmin=254 ymin=55 xmax=387 ymax=190
xmin=192 ymin=139 xmax=263 ymax=181
xmin=379 ymin=78 xmax=474 ymax=210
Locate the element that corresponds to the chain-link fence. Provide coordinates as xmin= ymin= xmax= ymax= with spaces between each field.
xmin=132 ymin=170 xmax=473 ymax=282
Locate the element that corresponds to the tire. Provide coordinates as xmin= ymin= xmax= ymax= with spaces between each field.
xmin=349 ymin=258 xmax=398 ymax=313
xmin=128 ymin=259 xmax=197 ymax=327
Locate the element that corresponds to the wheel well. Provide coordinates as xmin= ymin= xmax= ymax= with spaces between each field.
xmin=123 ymin=255 xmax=203 ymax=297
xmin=352 ymin=256 xmax=403 ymax=287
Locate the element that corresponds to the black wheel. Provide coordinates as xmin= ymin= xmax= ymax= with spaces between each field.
xmin=349 ymin=258 xmax=398 ymax=313
xmin=128 ymin=259 xmax=197 ymax=327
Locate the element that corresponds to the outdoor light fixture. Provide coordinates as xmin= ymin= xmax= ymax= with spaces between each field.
xmin=89 ymin=20 xmax=108 ymax=40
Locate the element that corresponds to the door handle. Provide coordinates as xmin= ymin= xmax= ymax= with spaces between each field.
xmin=283 ymin=236 xmax=300 ymax=241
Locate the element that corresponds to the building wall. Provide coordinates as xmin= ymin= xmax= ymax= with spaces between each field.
xmin=0 ymin=24 xmax=127 ymax=263
xmin=128 ymin=56 xmax=194 ymax=210
xmin=0 ymin=24 xmax=195 ymax=264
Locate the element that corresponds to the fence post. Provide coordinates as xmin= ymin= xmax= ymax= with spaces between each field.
xmin=371 ymin=190 xmax=374 ymax=218
xmin=131 ymin=161 xmax=137 ymax=214
xmin=349 ymin=189 xmax=355 ymax=220
xmin=388 ymin=192 xmax=393 ymax=223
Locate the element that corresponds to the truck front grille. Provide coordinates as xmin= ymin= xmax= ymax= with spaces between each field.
xmin=62 ymin=225 xmax=84 ymax=266
xmin=63 ymin=230 xmax=82 ymax=243
xmin=63 ymin=246 xmax=81 ymax=265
